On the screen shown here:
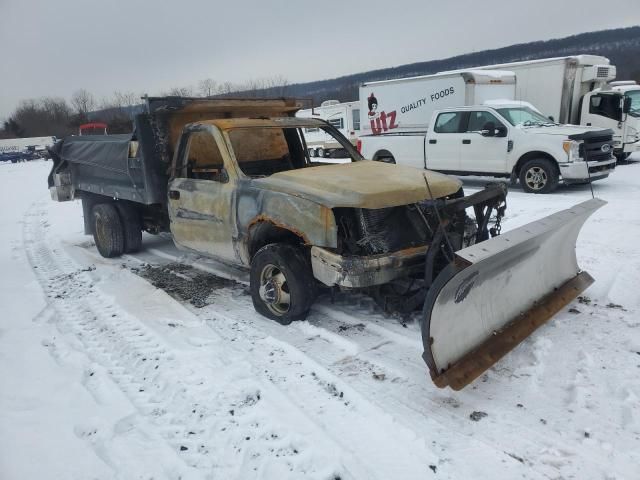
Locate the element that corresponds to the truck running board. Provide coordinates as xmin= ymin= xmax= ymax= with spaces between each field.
xmin=421 ymin=198 xmax=606 ymax=390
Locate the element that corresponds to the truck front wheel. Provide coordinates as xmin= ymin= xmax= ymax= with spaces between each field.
xmin=519 ymin=158 xmax=558 ymax=194
xmin=250 ymin=244 xmax=317 ymax=325
xmin=92 ymin=203 xmax=124 ymax=258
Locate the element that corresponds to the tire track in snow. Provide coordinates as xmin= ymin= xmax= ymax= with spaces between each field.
xmin=23 ymin=201 xmax=351 ymax=480
xmin=126 ymin=261 xmax=532 ymax=479
xmin=128 ymin=257 xmax=633 ymax=479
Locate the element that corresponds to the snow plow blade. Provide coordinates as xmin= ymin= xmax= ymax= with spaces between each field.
xmin=421 ymin=198 xmax=606 ymax=390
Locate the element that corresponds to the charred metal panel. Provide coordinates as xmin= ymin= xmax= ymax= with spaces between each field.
xmin=235 ymin=179 xmax=338 ymax=265
xmin=311 ymin=245 xmax=427 ymax=288
xmin=168 ymin=177 xmax=239 ymax=262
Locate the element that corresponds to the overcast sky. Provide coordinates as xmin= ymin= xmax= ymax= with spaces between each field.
xmin=2 ymin=0 xmax=639 ymax=119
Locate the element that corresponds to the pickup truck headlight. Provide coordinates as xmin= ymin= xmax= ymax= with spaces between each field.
xmin=562 ymin=140 xmax=581 ymax=162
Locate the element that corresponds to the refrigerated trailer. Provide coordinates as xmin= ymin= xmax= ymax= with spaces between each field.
xmin=296 ymin=100 xmax=360 ymax=157
xmin=466 ymin=55 xmax=639 ymax=159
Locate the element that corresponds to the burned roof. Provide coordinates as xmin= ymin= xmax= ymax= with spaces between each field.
xmin=196 ymin=117 xmax=328 ymax=131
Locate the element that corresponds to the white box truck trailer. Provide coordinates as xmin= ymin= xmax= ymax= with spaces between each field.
xmin=467 ymin=55 xmax=639 ymax=160
xmin=296 ymin=100 xmax=360 ymax=157
xmin=359 ymin=70 xmax=516 ymax=136
xmin=358 ymin=70 xmax=616 ymax=193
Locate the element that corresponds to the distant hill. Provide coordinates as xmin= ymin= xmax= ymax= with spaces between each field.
xmin=260 ymin=26 xmax=640 ymax=104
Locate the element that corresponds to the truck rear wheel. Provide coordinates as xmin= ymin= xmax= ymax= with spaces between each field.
xmin=519 ymin=158 xmax=558 ymax=194
xmin=115 ymin=202 xmax=142 ymax=253
xmin=92 ymin=203 xmax=124 ymax=258
xmin=250 ymin=244 xmax=317 ymax=325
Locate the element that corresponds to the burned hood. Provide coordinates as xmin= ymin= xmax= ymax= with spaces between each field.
xmin=251 ymin=160 xmax=462 ymax=209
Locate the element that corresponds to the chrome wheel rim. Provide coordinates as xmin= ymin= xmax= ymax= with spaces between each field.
xmin=525 ymin=167 xmax=548 ymax=190
xmin=259 ymin=264 xmax=291 ymax=315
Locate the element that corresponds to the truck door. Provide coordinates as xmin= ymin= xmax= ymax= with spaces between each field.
xmin=424 ymin=111 xmax=467 ymax=171
xmin=167 ymin=126 xmax=238 ymax=262
xmin=582 ymin=93 xmax=624 ymax=148
xmin=458 ymin=110 xmax=509 ymax=174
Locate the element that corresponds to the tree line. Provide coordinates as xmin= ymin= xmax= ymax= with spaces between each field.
xmin=0 ymin=76 xmax=292 ymax=139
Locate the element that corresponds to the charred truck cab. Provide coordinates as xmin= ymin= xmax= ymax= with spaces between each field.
xmin=48 ymin=96 xmax=604 ymax=390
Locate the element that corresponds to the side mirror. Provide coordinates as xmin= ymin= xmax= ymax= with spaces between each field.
xmin=495 ymin=125 xmax=508 ymax=137
xmin=622 ymin=96 xmax=632 ymax=114
xmin=481 ymin=121 xmax=496 ymax=137
xmin=548 ymin=115 xmax=555 ymax=122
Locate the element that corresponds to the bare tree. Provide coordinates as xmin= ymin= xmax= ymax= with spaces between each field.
xmin=71 ymin=89 xmax=96 ymax=118
xmin=216 ymin=81 xmax=235 ymax=96
xmin=198 ymin=78 xmax=217 ymax=97
xmin=265 ymin=75 xmax=290 ymax=97
xmin=11 ymin=97 xmax=74 ymax=137
xmin=113 ymin=90 xmax=138 ymax=109
xmin=167 ymin=86 xmax=194 ymax=97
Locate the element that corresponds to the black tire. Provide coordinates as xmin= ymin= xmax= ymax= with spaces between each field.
xmin=374 ymin=150 xmax=396 ymax=164
xmin=519 ymin=158 xmax=559 ymax=194
xmin=115 ymin=202 xmax=142 ymax=253
xmin=92 ymin=203 xmax=124 ymax=258
xmin=250 ymin=243 xmax=317 ymax=325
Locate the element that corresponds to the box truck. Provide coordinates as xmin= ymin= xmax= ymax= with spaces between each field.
xmin=358 ymin=70 xmax=616 ymax=193
xmin=296 ymin=100 xmax=360 ymax=157
xmin=359 ymin=70 xmax=516 ymax=136
xmin=468 ymin=55 xmax=639 ymax=160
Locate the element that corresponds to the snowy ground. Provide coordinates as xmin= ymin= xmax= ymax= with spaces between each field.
xmin=1 ymin=158 xmax=639 ymax=480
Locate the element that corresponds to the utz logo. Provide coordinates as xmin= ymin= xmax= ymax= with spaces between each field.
xmin=367 ymin=93 xmax=398 ymax=135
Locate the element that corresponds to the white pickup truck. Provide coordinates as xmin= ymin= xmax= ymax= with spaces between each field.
xmin=359 ymin=101 xmax=617 ymax=193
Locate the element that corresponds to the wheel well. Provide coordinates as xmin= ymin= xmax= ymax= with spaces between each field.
xmin=513 ymin=151 xmax=559 ymax=177
xmin=248 ymin=221 xmax=306 ymax=259
xmin=373 ymin=149 xmax=394 ymax=161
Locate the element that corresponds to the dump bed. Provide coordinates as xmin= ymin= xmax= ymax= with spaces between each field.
xmin=48 ymin=96 xmax=304 ymax=205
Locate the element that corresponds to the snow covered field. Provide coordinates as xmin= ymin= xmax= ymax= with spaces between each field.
xmin=1 ymin=158 xmax=639 ymax=480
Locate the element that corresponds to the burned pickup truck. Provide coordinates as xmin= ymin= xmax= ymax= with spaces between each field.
xmin=48 ymin=96 xmax=604 ymax=390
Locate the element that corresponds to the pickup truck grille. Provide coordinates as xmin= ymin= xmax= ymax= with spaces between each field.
xmin=578 ymin=134 xmax=614 ymax=163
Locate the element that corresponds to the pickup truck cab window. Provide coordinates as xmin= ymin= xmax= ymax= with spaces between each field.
xmin=179 ymin=130 xmax=228 ymax=182
xmin=467 ymin=111 xmax=504 ymax=132
xmin=228 ymin=126 xmax=356 ymax=178
xmin=434 ymin=112 xmax=465 ymax=133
